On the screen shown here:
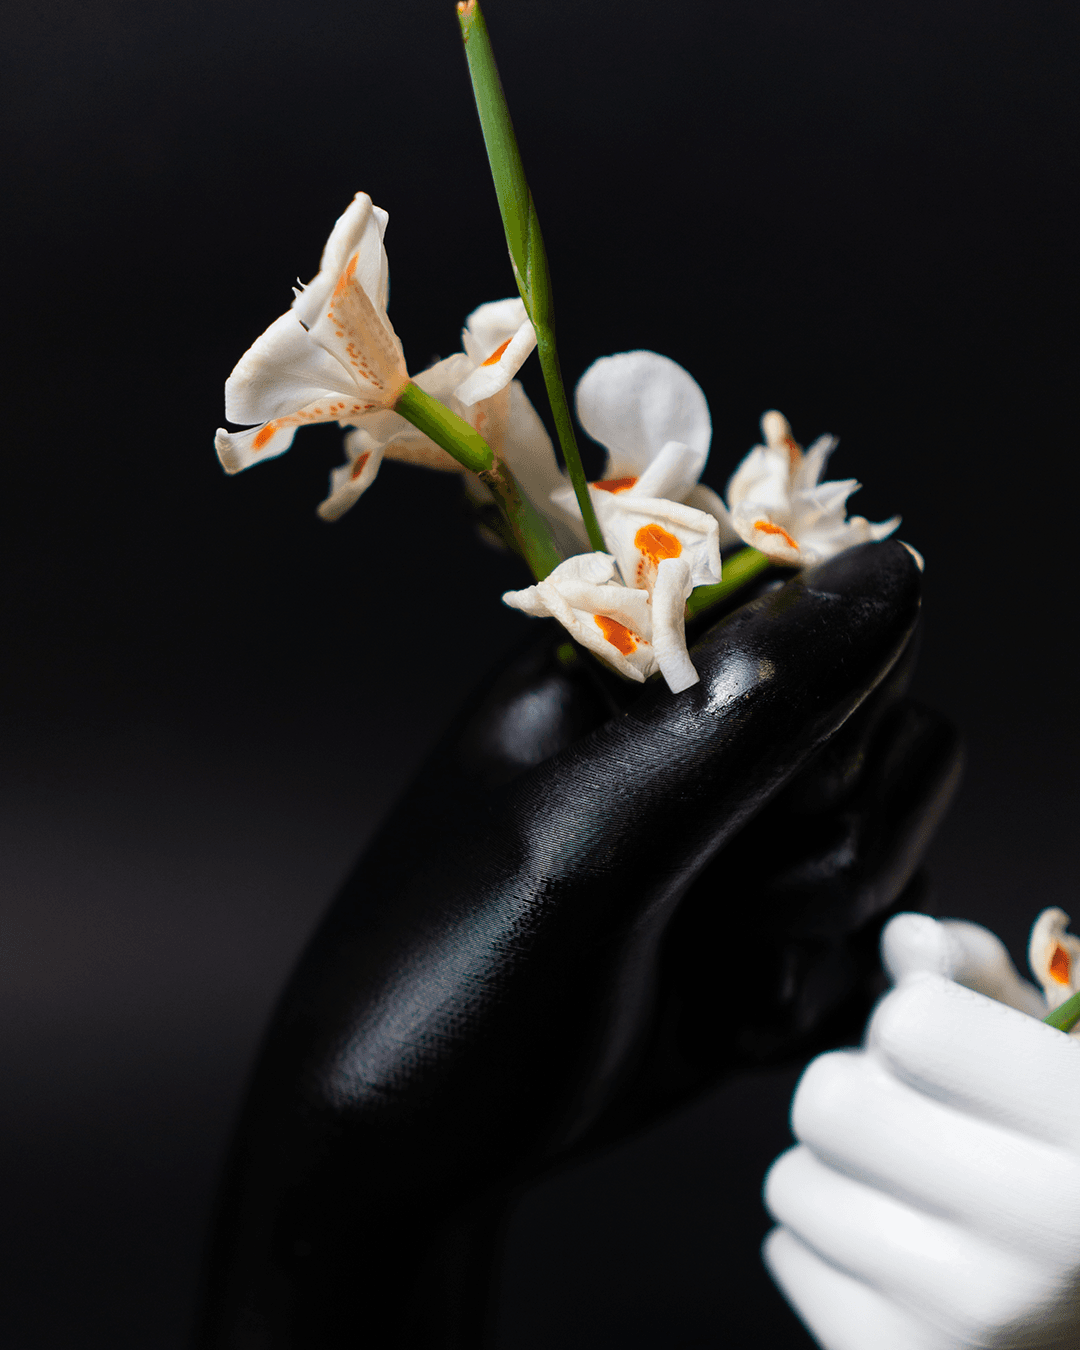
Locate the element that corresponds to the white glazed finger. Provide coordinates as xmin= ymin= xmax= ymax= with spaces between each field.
xmin=763 ymin=1226 xmax=957 ymax=1350
xmin=868 ymin=974 xmax=1080 ymax=1153
xmin=765 ymin=1145 xmax=1067 ymax=1343
xmin=791 ymin=1049 xmax=1080 ymax=1263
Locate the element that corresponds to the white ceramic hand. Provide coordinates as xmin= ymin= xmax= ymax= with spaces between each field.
xmin=762 ymin=912 xmax=1080 ymax=1349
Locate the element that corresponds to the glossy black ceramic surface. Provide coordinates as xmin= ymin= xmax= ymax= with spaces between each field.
xmin=200 ymin=540 xmax=958 ymax=1349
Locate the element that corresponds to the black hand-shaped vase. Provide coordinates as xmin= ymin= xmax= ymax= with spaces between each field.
xmin=199 ymin=540 xmax=960 ymax=1350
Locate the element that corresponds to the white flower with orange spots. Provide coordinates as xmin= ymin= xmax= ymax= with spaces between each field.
xmin=318 ymin=298 xmax=552 ymax=523
xmin=215 ymin=193 xmax=406 ymax=472
xmin=215 ymin=197 xmax=537 ymax=488
xmin=551 ymin=350 xmax=739 ymax=550
xmin=503 ymin=552 xmax=699 ymax=692
xmin=723 ymin=411 xmax=900 ymax=565
xmin=595 ymin=497 xmax=722 ymax=598
xmin=1029 ymin=908 xmax=1080 ymax=1032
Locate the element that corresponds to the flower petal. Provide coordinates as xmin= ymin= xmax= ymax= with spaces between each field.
xmin=685 ymin=483 xmax=743 ymax=549
xmin=349 ymin=411 xmax=462 ymax=473
xmin=293 ymin=193 xmax=390 ymax=327
xmin=596 ymin=494 xmax=722 ymax=591
xmin=761 ymin=409 xmax=804 ymax=463
xmin=725 ymin=444 xmax=792 ymax=513
xmin=216 ymin=392 xmax=357 ymax=474
xmin=224 ymin=311 xmax=360 ymax=426
xmin=460 ymin=298 xmax=530 ymax=364
xmin=307 ymin=250 xmax=408 ymax=405
xmin=792 ymin=434 xmax=837 ymax=493
xmin=576 ymin=351 xmax=711 ymax=479
xmin=650 ymin=557 xmax=699 ymax=692
xmin=215 ymin=419 xmax=299 ymax=474
xmin=414 ymin=352 xmax=475 ymax=403
xmin=730 ymin=505 xmax=803 ymax=564
xmin=632 ymin=440 xmax=707 ymax=501
xmin=797 ymin=514 xmax=901 ymax=564
xmin=455 ymin=317 xmax=537 ymax=407
xmin=317 ymin=438 xmax=388 ymax=521
xmin=503 ymin=553 xmax=658 ymax=683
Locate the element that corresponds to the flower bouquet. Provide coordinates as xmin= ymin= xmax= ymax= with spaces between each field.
xmin=198 ymin=6 xmax=1080 ymax=1348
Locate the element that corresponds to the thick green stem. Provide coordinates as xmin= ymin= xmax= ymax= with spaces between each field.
xmin=394 ymin=381 xmax=493 ymax=474
xmin=457 ymin=0 xmax=606 ymax=555
xmin=1044 ymin=991 xmax=1080 ymax=1034
xmin=480 ymin=459 xmax=563 ymax=582
xmin=393 ymin=380 xmax=561 ymax=582
xmin=685 ymin=547 xmax=773 ymax=618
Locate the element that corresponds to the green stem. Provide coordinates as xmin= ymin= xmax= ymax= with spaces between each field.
xmin=535 ymin=330 xmax=606 ymax=552
xmin=685 ymin=547 xmax=773 ymax=618
xmin=456 ymin=0 xmax=530 ymax=300
xmin=1044 ymin=991 xmax=1080 ymax=1034
xmin=480 ymin=458 xmax=563 ymax=582
xmin=394 ymin=381 xmax=493 ymax=474
xmin=393 ymin=380 xmax=561 ymax=582
xmin=457 ymin=0 xmax=606 ymax=555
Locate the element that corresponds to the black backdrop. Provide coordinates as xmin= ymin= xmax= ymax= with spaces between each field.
xmin=1 ymin=0 xmax=1077 ymax=1344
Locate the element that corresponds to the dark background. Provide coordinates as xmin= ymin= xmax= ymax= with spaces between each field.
xmin=1 ymin=0 xmax=1076 ymax=1344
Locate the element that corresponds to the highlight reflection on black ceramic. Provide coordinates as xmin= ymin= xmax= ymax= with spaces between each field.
xmin=199 ymin=541 xmax=960 ymax=1349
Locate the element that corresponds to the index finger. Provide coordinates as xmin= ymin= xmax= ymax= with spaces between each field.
xmin=869 ymin=973 xmax=1080 ymax=1153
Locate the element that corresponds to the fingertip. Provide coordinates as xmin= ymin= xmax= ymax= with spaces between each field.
xmin=762 ymin=1143 xmax=806 ymax=1216
xmin=880 ymin=912 xmax=954 ymax=983
xmin=791 ymin=1049 xmax=874 ymax=1145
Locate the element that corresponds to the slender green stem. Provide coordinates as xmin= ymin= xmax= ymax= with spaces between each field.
xmin=393 ymin=380 xmax=561 ymax=582
xmin=534 ymin=332 xmax=606 ymax=552
xmin=456 ymin=0 xmax=530 ymax=302
xmin=685 ymin=547 xmax=773 ymax=618
xmin=457 ymin=0 xmax=607 ymax=555
xmin=1044 ymin=991 xmax=1080 ymax=1034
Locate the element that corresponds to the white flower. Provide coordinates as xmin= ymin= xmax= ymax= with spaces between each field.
xmin=1029 ymin=908 xmax=1080 ymax=1024
xmin=723 ymin=411 xmax=900 ymax=565
xmin=547 ymin=351 xmax=727 ymax=588
xmin=215 ymin=193 xmax=407 ymax=472
xmin=215 ymin=198 xmax=537 ymax=493
xmin=502 ymin=552 xmax=699 ymax=693
xmin=317 ymin=298 xmax=557 ymax=524
xmin=552 ymin=350 xmax=738 ymax=549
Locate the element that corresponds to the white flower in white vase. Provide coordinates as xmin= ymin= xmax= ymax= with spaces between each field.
xmin=723 ymin=410 xmax=900 ymax=565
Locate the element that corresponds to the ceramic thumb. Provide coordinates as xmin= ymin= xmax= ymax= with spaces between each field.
xmin=880 ymin=912 xmax=1045 ymax=1014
